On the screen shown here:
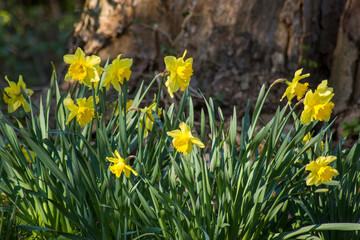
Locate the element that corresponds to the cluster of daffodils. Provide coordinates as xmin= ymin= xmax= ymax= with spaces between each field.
xmin=277 ymin=69 xmax=337 ymax=186
xmin=2 ymin=49 xmax=338 ymax=186
xmin=279 ymin=68 xmax=335 ymax=125
xmin=62 ymin=47 xmax=199 ymax=178
xmin=2 ymin=47 xmax=198 ymax=179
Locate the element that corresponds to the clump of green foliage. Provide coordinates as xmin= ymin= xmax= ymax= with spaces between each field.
xmin=1 ymin=48 xmax=360 ymax=240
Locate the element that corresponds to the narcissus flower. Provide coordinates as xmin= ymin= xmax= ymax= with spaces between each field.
xmin=64 ymin=95 xmax=99 ymax=127
xmin=21 ymin=147 xmax=35 ymax=163
xmin=164 ymin=50 xmax=193 ymax=98
xmin=107 ymin=150 xmax=138 ymax=178
xmin=63 ymin=47 xmax=103 ymax=87
xmin=302 ymin=132 xmax=324 ymax=153
xmin=3 ymin=75 xmax=34 ymax=113
xmin=113 ymin=99 xmax=133 ymax=116
xmin=101 ymin=54 xmax=133 ymax=91
xmin=8 ymin=144 xmax=35 ymax=163
xmin=139 ymin=100 xmax=162 ymax=138
xmin=300 ymin=80 xmax=334 ymax=125
xmin=305 ymin=156 xmax=339 ymax=186
xmin=167 ymin=122 xmax=204 ymax=156
xmin=281 ymin=68 xmax=310 ymax=103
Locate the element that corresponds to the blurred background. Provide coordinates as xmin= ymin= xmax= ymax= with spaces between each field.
xmin=0 ymin=0 xmax=84 ymax=86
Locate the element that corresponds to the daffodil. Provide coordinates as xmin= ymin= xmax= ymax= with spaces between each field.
xmin=113 ymin=99 xmax=133 ymax=115
xmin=101 ymin=54 xmax=133 ymax=91
xmin=21 ymin=147 xmax=35 ymax=163
xmin=3 ymin=75 xmax=34 ymax=113
xmin=8 ymin=144 xmax=35 ymax=163
xmin=64 ymin=95 xmax=99 ymax=127
xmin=63 ymin=47 xmax=103 ymax=87
xmin=139 ymin=100 xmax=162 ymax=138
xmin=281 ymin=68 xmax=310 ymax=103
xmin=302 ymin=132 xmax=324 ymax=153
xmin=107 ymin=150 xmax=138 ymax=178
xmin=305 ymin=156 xmax=339 ymax=186
xmin=164 ymin=50 xmax=193 ymax=98
xmin=167 ymin=122 xmax=204 ymax=156
xmin=300 ymin=80 xmax=334 ymax=125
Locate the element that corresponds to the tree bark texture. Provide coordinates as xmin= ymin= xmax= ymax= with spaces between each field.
xmin=69 ymin=0 xmax=352 ymax=118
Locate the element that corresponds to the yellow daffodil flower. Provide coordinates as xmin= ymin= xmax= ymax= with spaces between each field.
xmin=302 ymin=132 xmax=312 ymax=146
xmin=101 ymin=54 xmax=133 ymax=91
xmin=8 ymin=144 xmax=35 ymax=163
xmin=300 ymin=80 xmax=334 ymax=125
xmin=164 ymin=50 xmax=193 ymax=98
xmin=21 ymin=147 xmax=35 ymax=163
xmin=302 ymin=132 xmax=324 ymax=153
xmin=281 ymin=68 xmax=310 ymax=103
xmin=107 ymin=150 xmax=138 ymax=178
xmin=305 ymin=156 xmax=339 ymax=186
xmin=167 ymin=122 xmax=204 ymax=156
xmin=64 ymin=95 xmax=99 ymax=127
xmin=63 ymin=47 xmax=103 ymax=87
xmin=139 ymin=100 xmax=162 ymax=138
xmin=3 ymin=75 xmax=34 ymax=113
xmin=113 ymin=99 xmax=133 ymax=115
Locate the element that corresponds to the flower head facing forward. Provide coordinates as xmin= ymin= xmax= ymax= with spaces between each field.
xmin=107 ymin=150 xmax=138 ymax=178
xmin=300 ymin=80 xmax=335 ymax=125
xmin=63 ymin=47 xmax=102 ymax=87
xmin=167 ymin=122 xmax=205 ymax=156
xmin=64 ymin=95 xmax=99 ymax=127
xmin=305 ymin=156 xmax=339 ymax=186
xmin=3 ymin=75 xmax=34 ymax=113
xmin=139 ymin=100 xmax=162 ymax=138
xmin=281 ymin=68 xmax=310 ymax=103
xmin=101 ymin=54 xmax=133 ymax=91
xmin=164 ymin=50 xmax=193 ymax=98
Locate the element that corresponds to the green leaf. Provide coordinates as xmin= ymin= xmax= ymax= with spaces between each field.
xmin=275 ymin=223 xmax=360 ymax=239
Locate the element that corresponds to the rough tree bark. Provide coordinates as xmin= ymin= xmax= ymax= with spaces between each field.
xmin=330 ymin=0 xmax=360 ymax=113
xmin=68 ymin=0 xmax=352 ymax=119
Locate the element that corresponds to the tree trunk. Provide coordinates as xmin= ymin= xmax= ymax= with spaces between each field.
xmin=69 ymin=0 xmax=347 ymax=117
xmin=329 ymin=0 xmax=360 ymax=113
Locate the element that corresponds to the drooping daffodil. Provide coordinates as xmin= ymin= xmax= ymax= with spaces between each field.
xmin=113 ymin=99 xmax=133 ymax=116
xmin=139 ymin=100 xmax=162 ymax=138
xmin=302 ymin=132 xmax=324 ymax=153
xmin=281 ymin=68 xmax=310 ymax=103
